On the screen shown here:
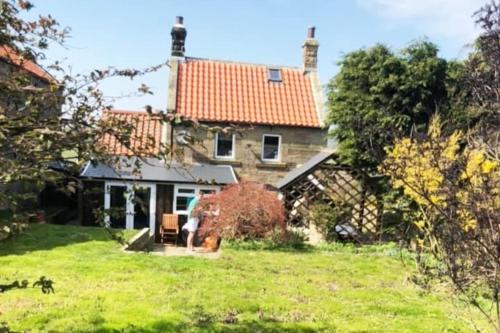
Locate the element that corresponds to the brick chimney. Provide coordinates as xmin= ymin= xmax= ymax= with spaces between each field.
xmin=171 ymin=16 xmax=187 ymax=57
xmin=302 ymin=26 xmax=319 ymax=71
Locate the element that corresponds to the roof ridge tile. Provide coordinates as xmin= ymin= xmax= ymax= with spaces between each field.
xmin=184 ymin=56 xmax=301 ymax=71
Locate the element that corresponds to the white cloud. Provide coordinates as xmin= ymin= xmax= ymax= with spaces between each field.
xmin=357 ymin=0 xmax=486 ymax=43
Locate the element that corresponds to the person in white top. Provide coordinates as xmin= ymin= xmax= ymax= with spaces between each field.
xmin=182 ymin=193 xmax=202 ymax=252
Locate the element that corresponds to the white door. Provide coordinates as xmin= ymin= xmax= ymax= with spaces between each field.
xmin=104 ymin=182 xmax=129 ymax=229
xmin=104 ymin=181 xmax=156 ymax=233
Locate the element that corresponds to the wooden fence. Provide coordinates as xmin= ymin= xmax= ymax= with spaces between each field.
xmin=279 ymin=154 xmax=382 ymax=243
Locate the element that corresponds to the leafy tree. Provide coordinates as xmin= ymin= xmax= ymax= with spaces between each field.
xmin=0 ymin=1 xmax=158 ymax=211
xmin=463 ymin=1 xmax=500 ymax=133
xmin=327 ymin=40 xmax=465 ymax=171
xmin=0 ymin=1 xmax=228 ymax=240
xmin=326 ymin=34 xmax=486 ymax=240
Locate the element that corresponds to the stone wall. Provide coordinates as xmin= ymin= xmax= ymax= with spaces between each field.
xmin=0 ymin=60 xmax=59 ymax=118
xmin=123 ymin=228 xmax=153 ymax=252
xmin=174 ymin=123 xmax=328 ymax=185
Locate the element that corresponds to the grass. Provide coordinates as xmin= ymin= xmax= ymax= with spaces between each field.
xmin=0 ymin=224 xmax=486 ymax=332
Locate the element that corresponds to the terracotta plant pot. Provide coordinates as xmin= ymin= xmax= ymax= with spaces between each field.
xmin=202 ymin=236 xmax=220 ymax=251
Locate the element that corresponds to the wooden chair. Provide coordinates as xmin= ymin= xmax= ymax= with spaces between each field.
xmin=160 ymin=214 xmax=179 ymax=245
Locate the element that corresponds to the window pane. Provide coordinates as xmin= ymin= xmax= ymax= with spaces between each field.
xmin=109 ymin=186 xmax=126 ymax=229
xmin=216 ymin=133 xmax=233 ymax=157
xmin=268 ymin=69 xmax=282 ymax=82
xmin=178 ymin=188 xmax=195 ymax=194
xmin=176 ymin=196 xmax=194 ymax=211
xmin=133 ymin=188 xmax=150 ymax=230
xmin=263 ymin=136 xmax=280 ymax=160
xmin=200 ymin=189 xmax=216 ymax=195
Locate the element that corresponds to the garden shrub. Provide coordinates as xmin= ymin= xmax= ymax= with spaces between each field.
xmin=0 ymin=213 xmax=29 ymax=241
xmin=382 ymin=115 xmax=500 ymax=330
xmin=197 ymin=182 xmax=285 ymax=241
xmin=279 ymin=228 xmax=309 ymax=249
xmin=222 ymin=229 xmax=311 ymax=251
xmin=309 ymin=203 xmax=351 ymax=241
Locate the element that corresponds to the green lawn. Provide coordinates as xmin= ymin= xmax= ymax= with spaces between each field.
xmin=0 ymin=224 xmax=484 ymax=332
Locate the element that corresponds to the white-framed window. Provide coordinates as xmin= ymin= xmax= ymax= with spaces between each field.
xmin=173 ymin=186 xmax=196 ymax=215
xmin=214 ymin=133 xmax=235 ymax=159
xmin=262 ymin=134 xmax=281 ymax=161
xmin=173 ymin=185 xmax=220 ymax=217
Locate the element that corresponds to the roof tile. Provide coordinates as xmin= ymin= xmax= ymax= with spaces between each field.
xmin=100 ymin=110 xmax=162 ymax=156
xmin=0 ymin=45 xmax=54 ymax=82
xmin=176 ymin=58 xmax=321 ymax=128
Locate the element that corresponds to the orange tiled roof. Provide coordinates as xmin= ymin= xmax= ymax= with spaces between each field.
xmin=176 ymin=58 xmax=321 ymax=128
xmin=100 ymin=110 xmax=162 ymax=156
xmin=0 ymin=45 xmax=54 ymax=82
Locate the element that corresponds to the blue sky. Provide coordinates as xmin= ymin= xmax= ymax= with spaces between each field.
xmin=30 ymin=0 xmax=486 ymax=110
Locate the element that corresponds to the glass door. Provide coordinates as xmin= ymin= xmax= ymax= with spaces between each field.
xmin=107 ymin=185 xmax=127 ymax=229
xmin=132 ymin=187 xmax=151 ymax=230
xmin=173 ymin=186 xmax=196 ymax=227
xmin=104 ymin=182 xmax=156 ymax=233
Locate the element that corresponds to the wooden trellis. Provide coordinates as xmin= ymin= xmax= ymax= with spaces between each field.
xmin=277 ymin=152 xmax=382 ymax=243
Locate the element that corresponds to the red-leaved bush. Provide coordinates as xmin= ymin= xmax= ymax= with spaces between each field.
xmin=197 ymin=182 xmax=285 ymax=240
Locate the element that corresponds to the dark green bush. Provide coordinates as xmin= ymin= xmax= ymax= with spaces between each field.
xmin=222 ymin=229 xmax=312 ymax=252
xmin=309 ymin=203 xmax=351 ymax=241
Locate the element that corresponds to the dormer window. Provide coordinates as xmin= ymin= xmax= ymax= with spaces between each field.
xmin=268 ymin=68 xmax=282 ymax=82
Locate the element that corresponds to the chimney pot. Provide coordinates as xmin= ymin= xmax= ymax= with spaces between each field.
xmin=302 ymin=26 xmax=319 ymax=71
xmin=307 ymin=26 xmax=316 ymax=39
xmin=171 ymin=16 xmax=187 ymax=57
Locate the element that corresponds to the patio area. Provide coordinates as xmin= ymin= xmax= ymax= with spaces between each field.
xmin=121 ymin=228 xmax=220 ymax=259
xmin=149 ymin=244 xmax=221 ymax=259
